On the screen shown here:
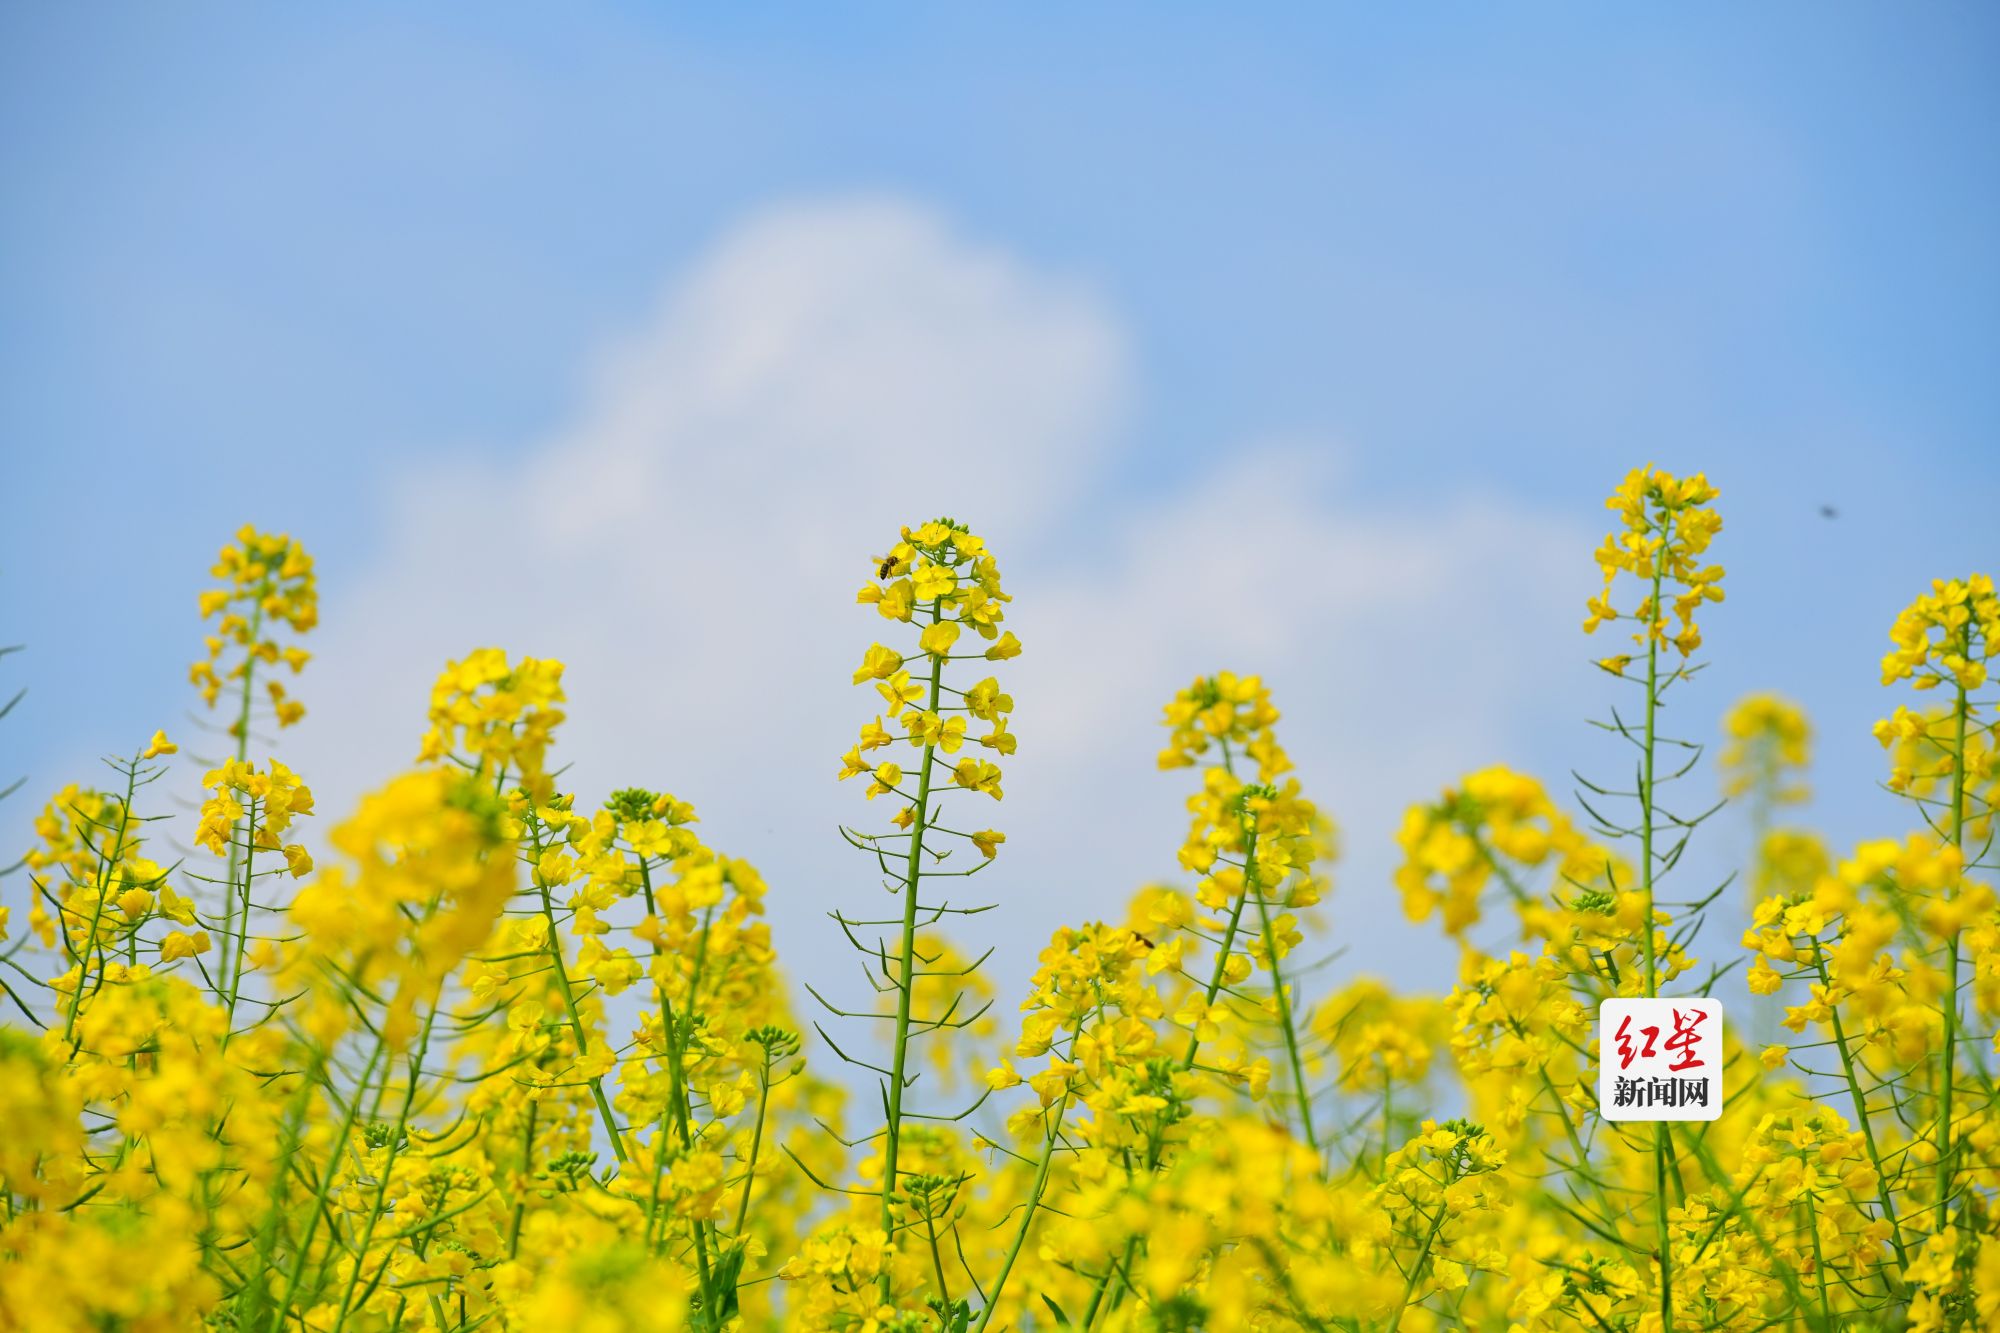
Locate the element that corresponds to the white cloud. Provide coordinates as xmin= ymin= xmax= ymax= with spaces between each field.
xmin=1000 ymin=448 xmax=1587 ymax=999
xmin=298 ymin=194 xmax=1589 ymax=1037
xmin=301 ymin=193 xmax=1127 ymax=800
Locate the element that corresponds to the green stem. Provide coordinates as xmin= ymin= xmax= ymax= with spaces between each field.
xmin=971 ymin=1090 xmax=1070 ymax=1333
xmin=266 ymin=1039 xmax=388 ymax=1331
xmin=221 ymin=794 xmax=259 ymax=1030
xmin=731 ymin=1053 xmax=775 ymax=1235
xmin=924 ymin=1209 xmax=955 ymax=1329
xmin=526 ymin=818 xmax=629 ymax=1166
xmin=633 ymin=852 xmax=716 ymax=1302
xmin=1178 ymin=739 xmax=1255 ymax=1071
xmin=1935 ymin=631 xmax=1970 ymax=1231
xmin=1094 ymin=746 xmax=1257 ymax=1325
xmin=1640 ymin=566 xmax=1662 ymax=996
xmin=1640 ymin=561 xmax=1673 ymax=1333
xmin=1386 ymin=1201 xmax=1448 ymax=1329
xmin=1250 ymin=866 xmax=1318 ymax=1151
xmin=62 ymin=763 xmax=138 ymax=1044
xmin=975 ymin=998 xmax=1109 ymax=1333
xmin=1381 ymin=1070 xmax=1393 ymax=1177
xmin=219 ymin=595 xmax=264 ymax=1013
xmin=239 ymin=1047 xmax=334 ymax=1325
xmin=508 ymin=1099 xmax=537 ymax=1259
xmin=331 ymin=1011 xmax=440 ymax=1331
xmin=880 ymin=602 xmax=947 ymax=1304
xmin=1802 ymin=1187 xmax=1831 ymax=1332
xmin=1530 ymin=1061 xmax=1624 ymax=1224
xmin=1181 ymin=891 xmax=1251 ymax=1070
xmin=1815 ymin=953 xmax=1909 ymax=1280
xmin=1671 ymin=1124 xmax=1815 ymax=1320
xmin=1083 ymin=1240 xmax=1136 ymax=1330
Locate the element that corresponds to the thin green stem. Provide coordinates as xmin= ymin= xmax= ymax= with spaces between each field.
xmin=1386 ymin=1201 xmax=1448 ymax=1330
xmin=971 ymin=1091 xmax=1070 ymax=1333
xmin=975 ymin=999 xmax=1112 ymax=1333
xmin=507 ymin=1099 xmax=537 ymax=1259
xmin=1179 ymin=739 xmax=1255 ymax=1072
xmin=880 ymin=599 xmax=947 ymax=1304
xmin=1640 ymin=560 xmax=1673 ymax=1333
xmin=1641 ymin=566 xmax=1662 ymax=996
xmin=1251 ymin=863 xmax=1318 ymax=1151
xmin=1092 ymin=744 xmax=1257 ymax=1326
xmin=731 ymin=1052 xmax=776 ymax=1235
xmin=219 ymin=595 xmax=265 ymax=1013
xmin=1672 ymin=1124 xmax=1815 ymax=1321
xmin=62 ymin=764 xmax=138 ymax=1044
xmin=266 ymin=1039 xmax=388 ymax=1332
xmin=1802 ymin=1187 xmax=1832 ymax=1332
xmin=526 ymin=818 xmax=629 ymax=1166
xmin=1381 ymin=1070 xmax=1393 ymax=1177
xmin=923 ymin=1208 xmax=955 ymax=1329
xmin=1814 ymin=952 xmax=1909 ymax=1279
xmin=1531 ymin=1062 xmax=1623 ymax=1225
xmin=630 ymin=854 xmax=716 ymax=1303
xmin=221 ymin=794 xmax=260 ymax=1030
xmin=1935 ymin=628 xmax=1970 ymax=1231
xmin=240 ymin=1046 xmax=337 ymax=1325
xmin=331 ymin=1011 xmax=440 ymax=1332
xmin=1181 ymin=891 xmax=1250 ymax=1071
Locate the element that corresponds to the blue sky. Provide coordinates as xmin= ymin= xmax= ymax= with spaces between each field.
xmin=4 ymin=5 xmax=1997 ymax=1010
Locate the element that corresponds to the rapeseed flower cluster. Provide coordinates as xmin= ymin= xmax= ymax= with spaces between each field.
xmin=188 ymin=525 xmax=316 ymax=730
xmin=1585 ymin=464 xmax=1724 ymax=661
xmin=3 ymin=474 xmax=1997 ymax=1333
xmin=1719 ymin=693 xmax=1812 ymax=807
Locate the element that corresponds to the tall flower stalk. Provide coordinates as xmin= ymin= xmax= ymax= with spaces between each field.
xmin=831 ymin=518 xmax=1019 ymax=1313
xmin=187 ymin=527 xmax=316 ymax=1022
xmin=1584 ymin=464 xmax=1726 ymax=1333
xmin=1874 ymin=574 xmax=1998 ymax=1233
